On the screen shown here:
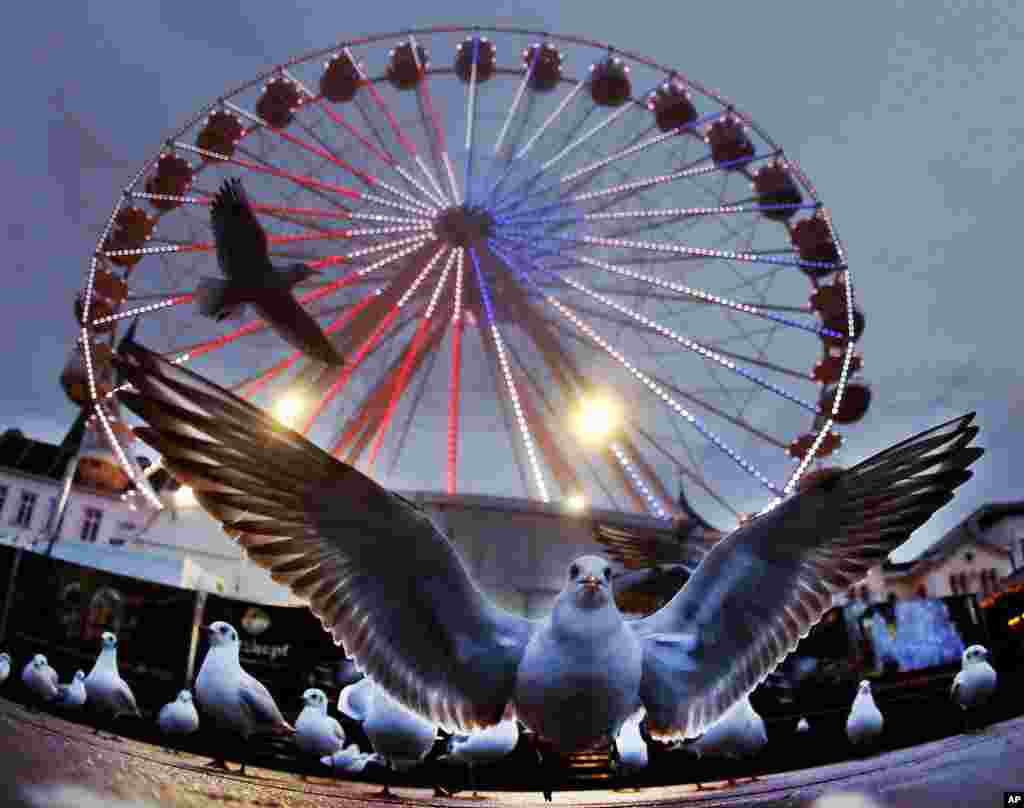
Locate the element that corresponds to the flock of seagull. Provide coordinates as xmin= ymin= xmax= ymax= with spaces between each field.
xmin=0 ymin=628 xmax=999 ymax=797
xmin=0 ymin=247 xmax=1006 ymax=798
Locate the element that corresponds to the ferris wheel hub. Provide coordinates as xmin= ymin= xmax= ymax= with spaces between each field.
xmin=433 ymin=205 xmax=496 ymax=248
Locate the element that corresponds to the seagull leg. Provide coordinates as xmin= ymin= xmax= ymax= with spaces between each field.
xmin=533 ymin=739 xmax=556 ymax=802
xmin=374 ymin=761 xmax=395 ymax=797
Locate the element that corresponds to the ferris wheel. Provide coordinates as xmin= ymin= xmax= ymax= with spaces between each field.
xmin=72 ymin=26 xmax=869 ymax=529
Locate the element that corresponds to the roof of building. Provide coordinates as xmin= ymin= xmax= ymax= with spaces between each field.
xmin=887 ymin=501 xmax=1024 ymax=577
xmin=0 ymin=428 xmax=76 ymax=481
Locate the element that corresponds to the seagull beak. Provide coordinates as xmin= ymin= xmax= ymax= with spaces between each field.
xmin=581 ymin=576 xmax=601 ymax=589
xmin=199 ymin=625 xmax=213 ymax=634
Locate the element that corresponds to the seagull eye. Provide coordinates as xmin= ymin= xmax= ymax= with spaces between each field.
xmin=604 ymin=568 xmax=611 ymax=580
xmin=570 ymin=564 xmax=580 ymax=579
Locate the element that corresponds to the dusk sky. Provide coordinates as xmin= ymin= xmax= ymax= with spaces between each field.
xmin=6 ymin=1 xmax=1023 ymax=562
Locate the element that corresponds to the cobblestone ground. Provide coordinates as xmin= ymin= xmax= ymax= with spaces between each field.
xmin=0 ymin=697 xmax=1021 ymax=808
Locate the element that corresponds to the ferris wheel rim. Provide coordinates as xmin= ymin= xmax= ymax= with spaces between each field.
xmin=76 ymin=25 xmax=863 ymax=525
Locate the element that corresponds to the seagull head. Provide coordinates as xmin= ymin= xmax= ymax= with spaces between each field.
xmin=32 ymin=654 xmax=48 ymax=668
xmin=0 ymin=652 xmax=10 ymax=664
xmin=100 ymin=631 xmax=118 ymax=650
xmin=202 ymin=621 xmax=240 ymax=648
xmin=962 ymin=644 xmax=989 ymax=666
xmin=566 ymin=555 xmax=614 ymax=609
xmin=73 ymin=670 xmax=85 ymax=682
xmin=856 ymin=680 xmax=873 ymax=698
xmin=177 ymin=690 xmax=194 ymax=703
xmin=302 ymin=688 xmax=328 ymax=711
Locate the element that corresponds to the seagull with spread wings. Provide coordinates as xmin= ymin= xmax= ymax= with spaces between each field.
xmin=197 ymin=177 xmax=345 ymax=366
xmin=113 ymin=337 xmax=983 ymax=801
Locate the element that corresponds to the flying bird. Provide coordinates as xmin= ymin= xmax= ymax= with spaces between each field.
xmin=113 ymin=338 xmax=983 ymax=801
xmin=157 ymin=690 xmax=200 ymax=752
xmin=846 ymin=680 xmax=884 ymax=749
xmin=197 ymin=177 xmax=345 ymax=366
xmin=83 ymin=632 xmax=142 ymax=737
xmin=195 ymin=621 xmax=295 ymax=775
xmin=951 ymin=644 xmax=997 ymax=732
xmin=56 ymin=670 xmax=87 ymax=709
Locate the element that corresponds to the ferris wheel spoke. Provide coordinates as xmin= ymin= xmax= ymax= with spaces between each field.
xmin=490 ymin=238 xmax=781 ymax=496
xmin=404 ymin=36 xmax=460 ymax=205
xmin=447 ymin=248 xmax=466 ymax=494
xmin=563 ymin=252 xmax=839 ymax=340
xmin=301 ymin=243 xmax=443 ymax=438
xmin=352 ymin=53 xmax=451 ymax=207
xmin=384 ymin=335 xmax=443 ymax=484
xmin=87 ymin=294 xmax=194 ymax=329
xmin=559 ymin=110 xmax=719 ymax=189
xmin=221 ymin=99 xmax=437 ymax=218
xmin=174 ymin=142 xmax=356 ymax=213
xmin=629 ymin=422 xmax=742 ymax=520
xmin=278 ymin=69 xmax=441 ymax=215
xmin=501 ymin=334 xmax=619 ymax=506
xmin=531 ymin=267 xmax=821 ymax=415
xmin=468 ymin=246 xmax=550 ymax=502
xmin=461 ymin=36 xmax=482 ymax=206
xmin=365 ymin=309 xmax=449 ymax=471
xmin=485 ymin=81 xmax=586 ymax=207
xmin=483 ymin=44 xmax=539 ymax=195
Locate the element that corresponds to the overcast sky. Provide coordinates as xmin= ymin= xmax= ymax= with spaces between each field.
xmin=4 ymin=0 xmax=1022 ymax=562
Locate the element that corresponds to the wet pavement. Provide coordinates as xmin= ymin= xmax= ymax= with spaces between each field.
xmin=0 ymin=696 xmax=1020 ymax=808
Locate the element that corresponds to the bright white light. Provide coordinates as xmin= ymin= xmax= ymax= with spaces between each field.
xmin=174 ymin=485 xmax=196 ymax=507
xmin=574 ymin=395 xmax=618 ymax=442
xmin=273 ymin=395 xmax=303 ymax=425
xmin=566 ymin=493 xmax=586 ymax=512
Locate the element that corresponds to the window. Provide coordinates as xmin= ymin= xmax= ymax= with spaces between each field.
xmin=949 ymin=574 xmax=960 ymax=595
xmin=958 ymin=572 xmax=969 ymax=593
xmin=43 ymin=497 xmax=58 ymax=533
xmin=80 ymin=507 xmax=103 ymax=543
xmin=14 ymin=491 xmax=37 ymax=527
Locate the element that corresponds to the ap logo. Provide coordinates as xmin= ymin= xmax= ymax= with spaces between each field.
xmin=1006 ymin=793 xmax=1023 ymax=806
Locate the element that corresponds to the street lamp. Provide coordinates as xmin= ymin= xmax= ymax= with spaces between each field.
xmin=573 ymin=394 xmax=619 ymax=443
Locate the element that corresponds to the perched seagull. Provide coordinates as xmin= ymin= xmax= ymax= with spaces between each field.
xmin=21 ymin=654 xmax=59 ymax=707
xmin=796 ymin=717 xmax=810 ymax=734
xmin=951 ymin=644 xmax=998 ymax=732
xmin=197 ymin=178 xmax=345 ymax=366
xmin=114 ymin=338 xmax=984 ymax=802
xmin=195 ymin=621 xmax=295 ymax=774
xmin=157 ymin=690 xmax=200 ymax=752
xmin=846 ymin=681 xmax=884 ymax=749
xmin=56 ymin=670 xmax=87 ymax=709
xmin=689 ymin=696 xmax=767 ymax=788
xmin=339 ymin=676 xmax=445 ymax=797
xmin=83 ymin=631 xmax=142 ymax=737
xmin=322 ymin=744 xmax=384 ymax=774
xmin=440 ymin=718 xmax=520 ymax=797
xmin=0 ymin=652 xmax=10 ymax=684
xmin=295 ymin=687 xmax=346 ymax=760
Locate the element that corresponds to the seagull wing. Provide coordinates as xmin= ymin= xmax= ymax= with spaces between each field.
xmin=630 ymin=413 xmax=983 ymax=740
xmin=239 ymin=671 xmax=293 ymax=733
xmin=114 ymin=680 xmax=141 ymax=717
xmin=951 ymin=672 xmax=963 ymax=701
xmin=330 ymin=717 xmax=346 ymax=742
xmin=252 ymin=294 xmax=345 ymax=366
xmin=210 ymin=178 xmax=268 ymax=278
xmin=339 ymin=678 xmax=373 ymax=722
xmin=115 ymin=339 xmax=535 ymax=733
